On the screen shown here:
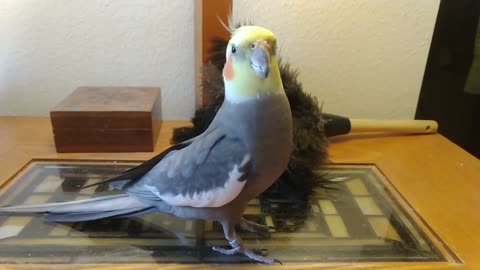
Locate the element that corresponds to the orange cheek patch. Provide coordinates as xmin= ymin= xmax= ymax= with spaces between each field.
xmin=223 ymin=56 xmax=234 ymax=81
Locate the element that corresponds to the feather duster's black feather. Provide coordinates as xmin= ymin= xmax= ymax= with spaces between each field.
xmin=172 ymin=35 xmax=329 ymax=200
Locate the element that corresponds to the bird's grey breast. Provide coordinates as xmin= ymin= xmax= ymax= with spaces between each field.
xmin=218 ymin=92 xmax=293 ymax=184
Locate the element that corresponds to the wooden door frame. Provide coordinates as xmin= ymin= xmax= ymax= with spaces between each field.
xmin=194 ymin=0 xmax=232 ymax=108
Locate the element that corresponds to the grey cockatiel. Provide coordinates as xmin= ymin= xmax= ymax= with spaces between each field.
xmin=0 ymin=26 xmax=292 ymax=263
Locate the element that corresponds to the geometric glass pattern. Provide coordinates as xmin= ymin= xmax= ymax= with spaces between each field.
xmin=0 ymin=161 xmax=459 ymax=264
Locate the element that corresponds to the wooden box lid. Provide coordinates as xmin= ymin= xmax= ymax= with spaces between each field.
xmin=50 ymin=87 xmax=160 ymax=129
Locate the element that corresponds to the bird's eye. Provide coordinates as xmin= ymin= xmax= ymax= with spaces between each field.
xmin=231 ymin=46 xmax=237 ymax=54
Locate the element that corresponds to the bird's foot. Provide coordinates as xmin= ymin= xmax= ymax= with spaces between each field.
xmin=216 ymin=220 xmax=280 ymax=264
xmin=212 ymin=245 xmax=281 ymax=264
xmin=239 ymin=217 xmax=274 ymax=233
xmin=212 ymin=245 xmax=241 ymax=256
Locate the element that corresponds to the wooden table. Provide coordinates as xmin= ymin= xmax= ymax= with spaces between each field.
xmin=0 ymin=116 xmax=479 ymax=269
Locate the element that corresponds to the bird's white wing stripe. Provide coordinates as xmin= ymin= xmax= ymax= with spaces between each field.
xmin=239 ymin=154 xmax=250 ymax=167
xmin=147 ymin=154 xmax=250 ymax=208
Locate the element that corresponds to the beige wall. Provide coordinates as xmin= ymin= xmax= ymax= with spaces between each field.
xmin=233 ymin=0 xmax=440 ymax=119
xmin=0 ymin=0 xmax=195 ymax=119
xmin=0 ymin=1 xmax=440 ymax=120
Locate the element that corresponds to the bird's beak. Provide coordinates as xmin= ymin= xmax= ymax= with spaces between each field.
xmin=250 ymin=41 xmax=271 ymax=79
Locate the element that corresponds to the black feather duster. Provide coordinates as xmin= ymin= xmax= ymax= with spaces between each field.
xmin=172 ymin=36 xmax=329 ymax=200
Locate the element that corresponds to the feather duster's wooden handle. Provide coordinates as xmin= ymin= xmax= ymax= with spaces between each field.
xmin=322 ymin=113 xmax=438 ymax=137
xmin=349 ymin=119 xmax=438 ymax=134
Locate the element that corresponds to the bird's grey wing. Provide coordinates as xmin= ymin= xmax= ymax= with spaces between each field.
xmin=121 ymin=128 xmax=252 ymax=208
xmin=83 ymin=127 xmax=219 ymax=190
xmin=83 ymin=143 xmax=191 ymax=189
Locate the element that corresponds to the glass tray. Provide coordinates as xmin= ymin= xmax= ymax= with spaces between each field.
xmin=0 ymin=160 xmax=457 ymax=264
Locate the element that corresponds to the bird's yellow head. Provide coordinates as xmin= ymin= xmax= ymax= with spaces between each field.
xmin=223 ymin=26 xmax=283 ymax=103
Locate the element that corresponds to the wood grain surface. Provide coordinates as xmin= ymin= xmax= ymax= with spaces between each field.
xmin=0 ymin=116 xmax=479 ymax=269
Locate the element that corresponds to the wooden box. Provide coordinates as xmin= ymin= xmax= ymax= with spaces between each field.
xmin=50 ymin=87 xmax=160 ymax=153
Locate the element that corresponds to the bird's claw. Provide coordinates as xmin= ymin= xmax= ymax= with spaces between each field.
xmin=212 ymin=245 xmax=241 ymax=255
xmin=212 ymin=246 xmax=279 ymax=264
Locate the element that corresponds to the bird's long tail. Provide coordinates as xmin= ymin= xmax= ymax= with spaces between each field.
xmin=0 ymin=194 xmax=154 ymax=222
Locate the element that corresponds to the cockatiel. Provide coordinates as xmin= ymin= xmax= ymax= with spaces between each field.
xmin=173 ymin=23 xmax=329 ymax=202
xmin=0 ymin=26 xmax=292 ymax=264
